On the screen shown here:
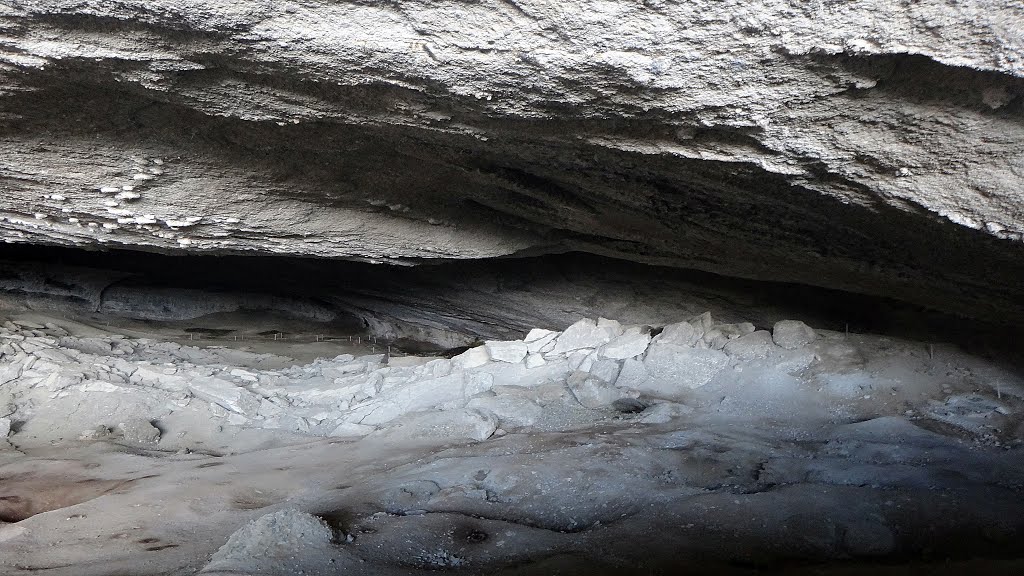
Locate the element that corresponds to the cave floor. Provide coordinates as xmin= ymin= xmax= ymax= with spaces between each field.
xmin=2 ymin=312 xmax=1024 ymax=575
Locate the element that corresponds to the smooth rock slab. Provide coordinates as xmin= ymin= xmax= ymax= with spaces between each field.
xmin=373 ymin=409 xmax=498 ymax=442
xmin=614 ymin=358 xmax=648 ymax=390
xmin=485 ymin=340 xmax=529 ymax=363
xmin=451 ymin=346 xmax=489 ymax=370
xmin=328 ymin=422 xmax=376 ymax=438
xmin=655 ymin=320 xmax=701 ymax=347
xmin=618 ymin=344 xmax=729 ymax=400
xmin=589 ymin=358 xmax=622 ymax=384
xmin=524 ymin=353 xmax=546 ymax=369
xmin=524 ymin=328 xmax=557 ymax=343
xmin=551 ymin=319 xmax=617 ymax=355
xmin=466 ymin=394 xmax=543 ymax=428
xmin=599 ymin=332 xmax=651 ymax=360
xmin=723 ymin=330 xmax=778 ymax=361
xmin=773 ymin=320 xmax=817 ymax=349
xmin=189 ymin=376 xmax=262 ymax=416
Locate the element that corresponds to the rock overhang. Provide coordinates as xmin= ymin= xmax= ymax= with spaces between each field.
xmin=1 ymin=0 xmax=1023 ymax=328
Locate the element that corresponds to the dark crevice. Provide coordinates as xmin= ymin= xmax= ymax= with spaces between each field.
xmin=1 ymin=244 xmax=1022 ymax=368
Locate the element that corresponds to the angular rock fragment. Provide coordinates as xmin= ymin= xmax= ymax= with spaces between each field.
xmin=466 ymin=394 xmax=543 ymax=427
xmin=189 ymin=377 xmax=262 ymax=416
xmin=524 ymin=353 xmax=546 ymax=369
xmin=654 ymin=320 xmax=701 ymax=347
xmin=568 ymin=371 xmax=627 ymax=409
xmin=588 ymin=357 xmax=622 ymax=384
xmin=451 ymin=346 xmax=489 ymax=370
xmin=773 ymin=320 xmax=817 ymax=349
xmin=485 ymin=340 xmax=528 ymax=363
xmin=637 ymin=402 xmax=694 ymax=424
xmin=598 ymin=332 xmax=651 ymax=360
xmin=524 ymin=328 xmax=557 ymax=343
xmin=723 ymin=330 xmax=777 ymax=361
xmin=525 ymin=330 xmax=559 ymax=354
xmin=703 ymin=322 xmax=756 ymax=349
xmin=551 ymin=319 xmax=618 ymax=354
xmin=374 ymin=409 xmax=498 ymax=442
xmin=615 ymin=344 xmax=728 ymax=400
xmin=118 ymin=418 xmax=161 ymax=444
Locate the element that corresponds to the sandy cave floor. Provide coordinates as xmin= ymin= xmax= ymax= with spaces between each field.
xmin=1 ymin=310 xmax=1024 ymax=575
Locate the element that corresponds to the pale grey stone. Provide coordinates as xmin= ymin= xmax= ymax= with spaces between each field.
xmin=596 ymin=317 xmax=624 ymax=337
xmin=568 ymin=371 xmax=626 ymax=409
xmin=552 ymin=319 xmax=617 ymax=354
xmin=689 ymin=312 xmax=716 ymax=333
xmin=637 ymin=402 xmax=694 ymax=424
xmin=614 ymin=358 xmax=649 ymax=390
xmin=589 ymin=358 xmax=622 ymax=384
xmin=524 ymin=328 xmax=557 ymax=342
xmin=526 ymin=331 xmax=558 ymax=354
xmin=566 ymin=349 xmax=594 ymax=371
xmin=207 ymin=509 xmax=334 ymax=572
xmin=773 ymin=320 xmax=818 ymax=349
xmin=189 ymin=376 xmax=262 ymax=416
xmin=598 ymin=332 xmax=651 ymax=359
xmin=118 ymin=418 xmax=161 ymax=444
xmin=723 ymin=330 xmax=777 ymax=361
xmin=485 ymin=340 xmax=529 ymax=363
xmin=703 ymin=322 xmax=755 ymax=350
xmin=375 ymin=409 xmax=498 ymax=442
xmin=623 ymin=344 xmax=729 ymax=399
xmin=328 ymin=422 xmax=376 ymax=438
xmin=466 ymin=394 xmax=543 ymax=427
xmin=655 ymin=321 xmax=701 ymax=347
xmin=229 ymin=368 xmax=259 ymax=382
xmin=451 ymin=346 xmax=489 ymax=370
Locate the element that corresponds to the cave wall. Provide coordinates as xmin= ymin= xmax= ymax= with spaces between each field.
xmin=1 ymin=1 xmax=1023 ymax=325
xmin=3 ymin=246 xmax=1020 ymax=359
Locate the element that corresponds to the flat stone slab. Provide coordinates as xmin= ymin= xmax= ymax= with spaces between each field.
xmin=485 ymin=340 xmax=529 ymax=363
xmin=568 ymin=371 xmax=627 ymax=409
xmin=552 ymin=319 xmax=618 ymax=355
xmin=616 ymin=344 xmax=728 ymax=400
xmin=723 ymin=330 xmax=777 ymax=361
xmin=599 ymin=332 xmax=651 ymax=360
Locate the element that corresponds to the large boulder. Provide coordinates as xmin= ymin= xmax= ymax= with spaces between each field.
xmin=552 ymin=319 xmax=621 ymax=355
xmin=615 ymin=344 xmax=729 ymax=400
xmin=773 ymin=320 xmax=818 ymax=350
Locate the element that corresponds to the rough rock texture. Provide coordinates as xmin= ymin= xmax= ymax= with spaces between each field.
xmin=5 ymin=310 xmax=1024 ymax=574
xmin=772 ymin=319 xmax=817 ymax=350
xmin=2 ymin=1 xmax=1024 ymax=326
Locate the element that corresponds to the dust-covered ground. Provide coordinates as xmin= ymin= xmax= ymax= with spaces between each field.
xmin=2 ymin=311 xmax=1024 ymax=575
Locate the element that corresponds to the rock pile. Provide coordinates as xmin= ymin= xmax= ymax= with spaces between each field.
xmin=1 ymin=313 xmax=1019 ymax=451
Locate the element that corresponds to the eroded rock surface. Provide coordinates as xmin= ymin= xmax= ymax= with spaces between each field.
xmin=2 ymin=310 xmax=1024 ymax=575
xmin=1 ymin=1 xmax=1023 ymax=325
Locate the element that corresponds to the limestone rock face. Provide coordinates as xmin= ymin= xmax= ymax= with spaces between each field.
xmin=1 ymin=1 xmax=1024 ymax=325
